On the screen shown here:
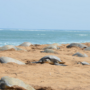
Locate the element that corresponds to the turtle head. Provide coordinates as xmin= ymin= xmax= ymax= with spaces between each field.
xmin=0 ymin=80 xmax=5 ymax=89
xmin=44 ymin=59 xmax=54 ymax=64
xmin=0 ymin=80 xmax=5 ymax=84
xmin=44 ymin=59 xmax=50 ymax=63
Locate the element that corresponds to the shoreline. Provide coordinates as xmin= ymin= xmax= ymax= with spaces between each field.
xmin=0 ymin=41 xmax=90 ymax=47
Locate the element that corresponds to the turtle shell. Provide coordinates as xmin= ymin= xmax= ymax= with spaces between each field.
xmin=84 ymin=47 xmax=90 ymax=51
xmin=0 ymin=57 xmax=25 ymax=65
xmin=19 ymin=42 xmax=32 ymax=47
xmin=0 ymin=45 xmax=26 ymax=51
xmin=44 ymin=45 xmax=58 ymax=50
xmin=0 ymin=45 xmax=17 ymax=51
xmin=67 ymin=43 xmax=87 ymax=48
xmin=39 ymin=55 xmax=62 ymax=64
xmin=41 ymin=49 xmax=57 ymax=53
xmin=0 ymin=76 xmax=35 ymax=90
xmin=72 ymin=52 xmax=88 ymax=57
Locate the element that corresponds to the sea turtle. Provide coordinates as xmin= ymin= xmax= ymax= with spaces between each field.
xmin=67 ymin=43 xmax=87 ymax=48
xmin=0 ymin=45 xmax=26 ymax=51
xmin=16 ymin=47 xmax=27 ymax=51
xmin=41 ymin=49 xmax=58 ymax=54
xmin=0 ymin=45 xmax=17 ymax=51
xmin=32 ymin=55 xmax=67 ymax=66
xmin=84 ymin=47 xmax=90 ymax=51
xmin=19 ymin=42 xmax=32 ymax=47
xmin=77 ymin=61 xmax=90 ymax=65
xmin=72 ymin=52 xmax=88 ymax=57
xmin=44 ymin=45 xmax=60 ymax=50
xmin=0 ymin=57 xmax=25 ymax=65
xmin=0 ymin=76 xmax=35 ymax=90
xmin=33 ymin=44 xmax=40 ymax=46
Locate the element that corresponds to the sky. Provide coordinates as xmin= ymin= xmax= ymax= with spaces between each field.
xmin=0 ymin=0 xmax=90 ymax=30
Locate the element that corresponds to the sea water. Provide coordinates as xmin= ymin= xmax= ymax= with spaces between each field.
xmin=0 ymin=29 xmax=90 ymax=46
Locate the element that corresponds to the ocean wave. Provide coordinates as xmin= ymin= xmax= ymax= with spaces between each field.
xmin=14 ymin=29 xmax=55 ymax=31
xmin=1 ymin=29 xmax=68 ymax=32
xmin=76 ymin=34 xmax=88 ymax=36
xmin=0 ymin=40 xmax=90 ymax=47
xmin=37 ymin=34 xmax=45 ymax=35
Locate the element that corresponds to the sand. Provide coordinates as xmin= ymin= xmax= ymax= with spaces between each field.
xmin=0 ymin=43 xmax=90 ymax=90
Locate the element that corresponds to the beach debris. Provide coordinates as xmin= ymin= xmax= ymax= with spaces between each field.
xmin=32 ymin=55 xmax=67 ymax=66
xmin=43 ymin=45 xmax=60 ymax=50
xmin=41 ymin=49 xmax=58 ymax=54
xmin=77 ymin=61 xmax=90 ymax=65
xmin=72 ymin=52 xmax=88 ymax=57
xmin=0 ymin=57 xmax=25 ymax=65
xmin=84 ymin=47 xmax=90 ymax=51
xmin=19 ymin=42 xmax=32 ymax=47
xmin=67 ymin=43 xmax=87 ymax=48
xmin=0 ymin=45 xmax=26 ymax=51
xmin=0 ymin=76 xmax=35 ymax=90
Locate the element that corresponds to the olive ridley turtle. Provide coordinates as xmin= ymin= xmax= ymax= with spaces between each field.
xmin=67 ymin=43 xmax=87 ymax=48
xmin=41 ymin=49 xmax=58 ymax=54
xmin=0 ymin=45 xmax=17 ymax=51
xmin=0 ymin=76 xmax=35 ymax=90
xmin=32 ymin=55 xmax=66 ymax=66
xmin=84 ymin=47 xmax=90 ymax=51
xmin=77 ymin=61 xmax=90 ymax=65
xmin=44 ymin=45 xmax=60 ymax=50
xmin=0 ymin=45 xmax=26 ymax=51
xmin=72 ymin=52 xmax=88 ymax=57
xmin=0 ymin=57 xmax=25 ymax=65
xmin=19 ymin=42 xmax=32 ymax=47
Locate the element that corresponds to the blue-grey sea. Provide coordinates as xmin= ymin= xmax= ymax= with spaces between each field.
xmin=0 ymin=29 xmax=90 ymax=46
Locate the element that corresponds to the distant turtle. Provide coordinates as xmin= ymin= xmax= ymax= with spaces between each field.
xmin=44 ymin=45 xmax=60 ymax=50
xmin=72 ymin=52 xmax=88 ymax=57
xmin=0 ymin=45 xmax=17 ymax=51
xmin=16 ymin=47 xmax=27 ymax=51
xmin=0 ymin=57 xmax=25 ymax=65
xmin=32 ymin=55 xmax=67 ymax=66
xmin=0 ymin=45 xmax=26 ymax=51
xmin=0 ymin=76 xmax=35 ymax=90
xmin=19 ymin=42 xmax=32 ymax=47
xmin=33 ymin=44 xmax=40 ymax=46
xmin=67 ymin=43 xmax=87 ymax=48
xmin=41 ymin=49 xmax=58 ymax=54
xmin=77 ymin=61 xmax=90 ymax=65
xmin=84 ymin=47 xmax=90 ymax=51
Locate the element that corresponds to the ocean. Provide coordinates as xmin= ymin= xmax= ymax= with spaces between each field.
xmin=0 ymin=29 xmax=90 ymax=46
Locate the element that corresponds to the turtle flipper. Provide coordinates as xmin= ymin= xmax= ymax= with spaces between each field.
xmin=31 ymin=61 xmax=40 ymax=63
xmin=59 ymin=62 xmax=65 ymax=64
xmin=54 ymin=63 xmax=67 ymax=66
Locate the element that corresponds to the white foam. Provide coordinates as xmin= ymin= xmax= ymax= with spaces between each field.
xmin=37 ymin=34 xmax=45 ymax=35
xmin=77 ymin=34 xmax=88 ymax=36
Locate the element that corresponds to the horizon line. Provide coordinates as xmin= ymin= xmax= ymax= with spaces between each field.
xmin=0 ymin=28 xmax=90 ymax=31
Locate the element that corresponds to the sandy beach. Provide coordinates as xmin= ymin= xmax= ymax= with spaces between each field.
xmin=1 ymin=0 xmax=90 ymax=89
xmin=0 ymin=43 xmax=90 ymax=90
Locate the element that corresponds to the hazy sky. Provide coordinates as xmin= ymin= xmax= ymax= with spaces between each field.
xmin=0 ymin=0 xmax=90 ymax=30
